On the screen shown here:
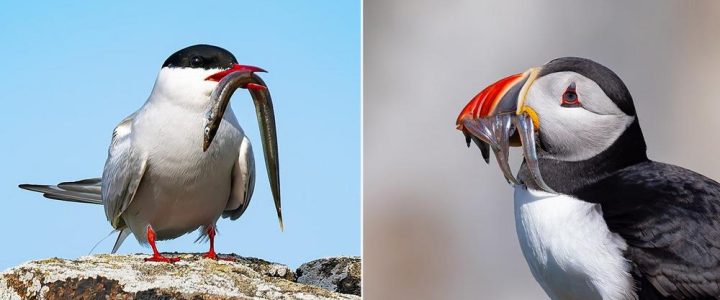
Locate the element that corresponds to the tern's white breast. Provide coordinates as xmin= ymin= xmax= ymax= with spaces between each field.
xmin=513 ymin=186 xmax=636 ymax=300
xmin=124 ymin=98 xmax=244 ymax=241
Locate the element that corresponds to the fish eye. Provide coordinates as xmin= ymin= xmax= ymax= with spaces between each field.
xmin=190 ymin=56 xmax=204 ymax=68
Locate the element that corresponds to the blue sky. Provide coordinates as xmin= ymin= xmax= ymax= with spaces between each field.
xmin=0 ymin=1 xmax=359 ymax=270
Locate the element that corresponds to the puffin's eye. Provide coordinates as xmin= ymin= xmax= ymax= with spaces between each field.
xmin=190 ymin=56 xmax=204 ymax=68
xmin=561 ymin=82 xmax=581 ymax=107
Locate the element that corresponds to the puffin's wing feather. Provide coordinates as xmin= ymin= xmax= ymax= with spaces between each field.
xmin=579 ymin=161 xmax=720 ymax=299
xmin=222 ymin=135 xmax=256 ymax=220
xmin=102 ymin=113 xmax=148 ymax=229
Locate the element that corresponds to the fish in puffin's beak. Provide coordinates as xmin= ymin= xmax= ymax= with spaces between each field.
xmin=456 ymin=67 xmax=555 ymax=192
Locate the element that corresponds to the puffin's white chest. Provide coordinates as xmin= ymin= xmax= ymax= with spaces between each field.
xmin=513 ymin=186 xmax=636 ymax=300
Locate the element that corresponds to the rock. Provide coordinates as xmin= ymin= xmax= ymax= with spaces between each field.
xmin=0 ymin=254 xmax=360 ymax=300
xmin=296 ymin=257 xmax=361 ymax=296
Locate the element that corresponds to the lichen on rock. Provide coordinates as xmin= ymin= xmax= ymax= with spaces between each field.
xmin=0 ymin=254 xmax=360 ymax=300
xmin=297 ymin=257 xmax=361 ymax=296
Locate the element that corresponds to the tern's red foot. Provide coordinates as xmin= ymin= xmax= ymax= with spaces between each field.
xmin=144 ymin=225 xmax=178 ymax=263
xmin=203 ymin=251 xmax=219 ymax=260
xmin=201 ymin=225 xmax=234 ymax=261
xmin=144 ymin=254 xmax=180 ymax=263
xmin=202 ymin=250 xmax=235 ymax=261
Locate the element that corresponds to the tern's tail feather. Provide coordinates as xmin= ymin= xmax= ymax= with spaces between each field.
xmin=112 ymin=228 xmax=131 ymax=254
xmin=19 ymin=178 xmax=102 ymax=205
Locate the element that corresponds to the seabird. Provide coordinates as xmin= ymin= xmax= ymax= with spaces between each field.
xmin=20 ymin=44 xmax=282 ymax=263
xmin=457 ymin=57 xmax=720 ymax=299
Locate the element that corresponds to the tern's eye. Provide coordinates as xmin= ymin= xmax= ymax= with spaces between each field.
xmin=190 ymin=56 xmax=204 ymax=68
xmin=561 ymin=82 xmax=581 ymax=107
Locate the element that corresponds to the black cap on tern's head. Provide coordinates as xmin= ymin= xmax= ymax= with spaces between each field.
xmin=162 ymin=44 xmax=239 ymax=70
xmin=159 ymin=44 xmax=266 ymax=83
xmin=152 ymin=44 xmax=267 ymax=99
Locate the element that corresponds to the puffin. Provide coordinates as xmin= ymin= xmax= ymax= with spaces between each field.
xmin=456 ymin=57 xmax=720 ymax=299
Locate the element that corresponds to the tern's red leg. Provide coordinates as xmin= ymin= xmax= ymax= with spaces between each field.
xmin=143 ymin=225 xmax=180 ymax=263
xmin=202 ymin=226 xmax=233 ymax=261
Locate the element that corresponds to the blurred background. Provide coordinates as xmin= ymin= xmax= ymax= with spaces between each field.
xmin=0 ymin=1 xmax=359 ymax=270
xmin=364 ymin=0 xmax=720 ymax=299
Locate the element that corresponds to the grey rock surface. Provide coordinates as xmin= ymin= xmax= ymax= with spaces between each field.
xmin=0 ymin=254 xmax=361 ymax=300
xmin=297 ymin=257 xmax=361 ymax=296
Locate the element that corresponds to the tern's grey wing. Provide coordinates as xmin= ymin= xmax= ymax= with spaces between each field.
xmin=223 ymin=136 xmax=256 ymax=220
xmin=101 ymin=114 xmax=148 ymax=229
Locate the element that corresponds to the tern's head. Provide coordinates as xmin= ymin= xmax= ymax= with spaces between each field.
xmin=152 ymin=44 xmax=265 ymax=101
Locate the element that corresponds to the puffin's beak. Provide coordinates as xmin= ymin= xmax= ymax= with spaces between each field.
xmin=456 ymin=67 xmax=554 ymax=192
xmin=203 ymin=69 xmax=283 ymax=231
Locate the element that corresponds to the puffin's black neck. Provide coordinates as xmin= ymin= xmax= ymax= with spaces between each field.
xmin=518 ymin=118 xmax=648 ymax=195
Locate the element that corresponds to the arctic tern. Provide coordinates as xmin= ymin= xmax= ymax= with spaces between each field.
xmin=19 ymin=44 xmax=282 ymax=263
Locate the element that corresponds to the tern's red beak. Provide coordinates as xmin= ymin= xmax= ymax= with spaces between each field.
xmin=205 ymin=64 xmax=267 ymax=82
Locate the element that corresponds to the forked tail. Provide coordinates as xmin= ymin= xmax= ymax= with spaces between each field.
xmin=19 ymin=178 xmax=102 ymax=204
xmin=19 ymin=178 xmax=131 ymax=253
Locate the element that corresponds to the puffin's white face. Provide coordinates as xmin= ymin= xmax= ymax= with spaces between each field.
xmin=525 ymin=71 xmax=634 ymax=161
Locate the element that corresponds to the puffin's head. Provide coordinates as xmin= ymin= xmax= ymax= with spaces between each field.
xmin=457 ymin=57 xmax=642 ymax=192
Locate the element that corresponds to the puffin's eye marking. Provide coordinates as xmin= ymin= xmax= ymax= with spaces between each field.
xmin=190 ymin=56 xmax=204 ymax=68
xmin=561 ymin=82 xmax=581 ymax=108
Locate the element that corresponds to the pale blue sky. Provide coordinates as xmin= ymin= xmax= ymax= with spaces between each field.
xmin=0 ymin=1 xmax=359 ymax=270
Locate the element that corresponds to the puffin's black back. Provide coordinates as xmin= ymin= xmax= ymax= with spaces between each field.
xmin=577 ymin=161 xmax=720 ymax=299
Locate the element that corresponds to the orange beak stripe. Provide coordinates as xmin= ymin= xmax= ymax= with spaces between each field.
xmin=456 ymin=73 xmax=524 ymax=130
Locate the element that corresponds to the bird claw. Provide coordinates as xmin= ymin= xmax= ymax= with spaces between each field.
xmin=202 ymin=251 xmax=235 ymax=261
xmin=144 ymin=254 xmax=180 ymax=263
